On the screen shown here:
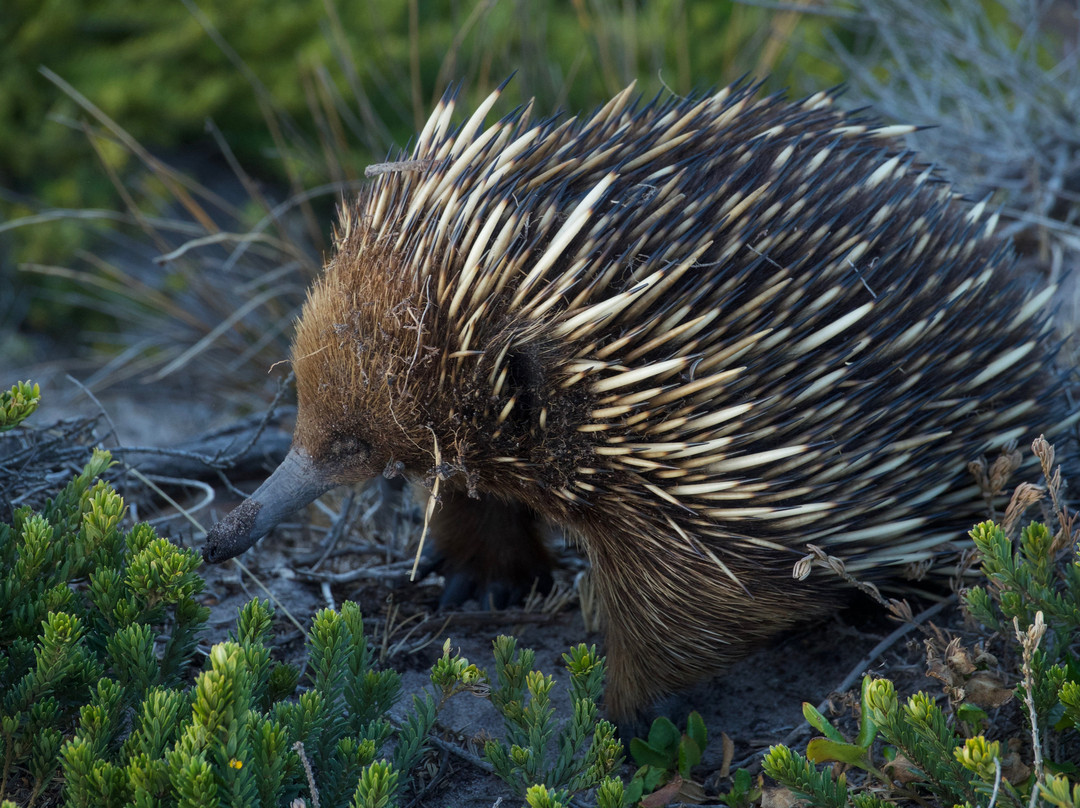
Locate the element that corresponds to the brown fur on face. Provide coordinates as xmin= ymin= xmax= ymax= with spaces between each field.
xmin=290 ymin=237 xmax=421 ymax=482
xmin=230 ymin=81 xmax=1071 ymax=722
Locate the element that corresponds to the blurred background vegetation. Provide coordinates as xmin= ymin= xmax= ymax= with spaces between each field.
xmin=1 ymin=0 xmax=1076 ymax=407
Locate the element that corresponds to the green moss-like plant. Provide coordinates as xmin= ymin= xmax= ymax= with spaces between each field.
xmin=763 ymin=474 xmax=1080 ymax=808
xmin=0 ymin=381 xmax=40 ymax=431
xmin=0 ymin=444 xmax=207 ymax=805
xmin=483 ymin=637 xmax=625 ymax=803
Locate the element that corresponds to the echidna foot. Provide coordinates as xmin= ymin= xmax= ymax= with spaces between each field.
xmin=425 ymin=488 xmax=554 ymax=609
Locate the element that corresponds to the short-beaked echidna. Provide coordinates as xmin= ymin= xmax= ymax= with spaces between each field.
xmin=205 ymin=80 xmax=1069 ymax=722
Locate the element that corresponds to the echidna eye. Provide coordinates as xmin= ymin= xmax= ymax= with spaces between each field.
xmin=323 ymin=436 xmax=371 ymax=479
xmin=328 ymin=438 xmax=359 ymax=458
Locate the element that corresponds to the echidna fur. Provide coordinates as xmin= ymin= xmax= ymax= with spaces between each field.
xmin=205 ymin=79 xmax=1071 ymax=722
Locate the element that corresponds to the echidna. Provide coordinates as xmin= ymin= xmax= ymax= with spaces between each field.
xmin=205 ymin=80 xmax=1069 ymax=722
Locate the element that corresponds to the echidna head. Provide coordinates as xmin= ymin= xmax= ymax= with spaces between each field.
xmin=203 ymin=231 xmax=426 ymax=563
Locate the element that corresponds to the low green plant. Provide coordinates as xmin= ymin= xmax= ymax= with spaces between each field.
xmin=0 ymin=445 xmax=207 ymax=806
xmin=798 ymin=676 xmax=884 ymax=779
xmin=764 ymin=672 xmax=1051 ymax=808
xmin=716 ymin=767 xmax=762 ymax=808
xmin=963 ymin=519 xmax=1080 ymax=650
xmin=55 ymin=597 xmax=473 ymax=808
xmin=484 ymin=637 xmax=625 ymax=806
xmin=54 ymin=603 xmax=630 ymax=807
xmin=0 ymin=381 xmax=40 ymax=431
xmin=767 ymin=622 xmax=1079 ymax=808
xmin=521 ymin=777 xmax=627 ymax=808
xmin=763 ymin=440 xmax=1080 ymax=808
xmin=625 ymin=711 xmax=708 ymax=803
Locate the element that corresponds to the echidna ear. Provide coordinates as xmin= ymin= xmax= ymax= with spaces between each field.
xmin=203 ymin=447 xmax=335 ymax=563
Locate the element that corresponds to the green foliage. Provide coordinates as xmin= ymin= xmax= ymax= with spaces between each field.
xmin=630 ymin=711 xmax=707 ymax=777
xmin=963 ymin=507 xmax=1080 ymax=742
xmin=964 ymin=520 xmax=1080 ymax=656
xmin=1042 ymin=775 xmax=1080 ymax=808
xmin=523 ymin=783 xmax=569 ymax=808
xmin=53 ymin=602 xmax=481 ymax=808
xmin=350 ymin=760 xmax=399 ymax=808
xmin=4 ymin=1 xmax=373 ymax=206
xmin=0 ymin=381 xmax=40 ymax=431
xmin=624 ymin=711 xmax=708 ymax=802
xmin=864 ymin=683 xmax=982 ymax=805
xmin=797 ymin=675 xmax=888 ymax=791
xmin=763 ymin=504 xmax=1080 ymax=808
xmin=763 ymin=744 xmax=851 ymax=808
xmin=484 ymin=637 xmax=624 ymax=803
xmin=521 ymin=776 xmax=626 ymax=808
xmin=717 ymin=768 xmax=762 ymax=808
xmin=0 ymin=442 xmax=208 ymax=803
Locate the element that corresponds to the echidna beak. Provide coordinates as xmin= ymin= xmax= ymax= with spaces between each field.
xmin=202 ymin=447 xmax=336 ymax=563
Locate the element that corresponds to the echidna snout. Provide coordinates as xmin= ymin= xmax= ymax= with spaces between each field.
xmin=204 ymin=79 xmax=1068 ymax=723
xmin=203 ymin=447 xmax=338 ymax=563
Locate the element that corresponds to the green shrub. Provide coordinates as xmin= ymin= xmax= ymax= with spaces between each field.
xmin=763 ymin=440 xmax=1080 ymax=808
xmin=0 ymin=446 xmax=207 ymax=805
xmin=483 ymin=637 xmax=625 ymax=803
xmin=55 ymin=597 xmax=455 ymax=808
xmin=0 ymin=381 xmax=40 ymax=432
